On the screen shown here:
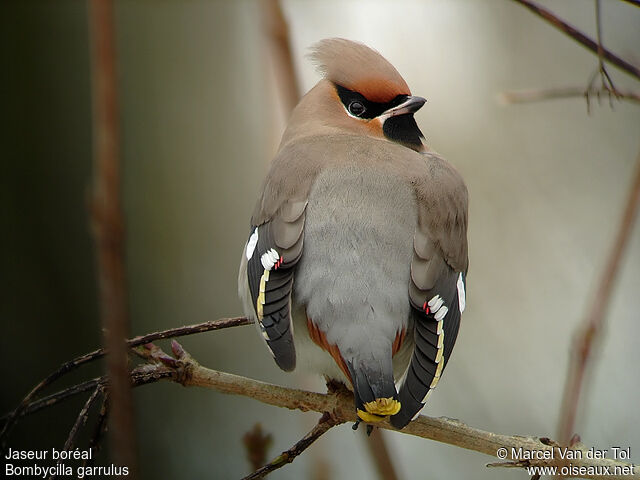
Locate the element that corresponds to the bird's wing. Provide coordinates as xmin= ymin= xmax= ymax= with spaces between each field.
xmin=240 ymin=140 xmax=326 ymax=372
xmin=392 ymin=152 xmax=469 ymax=428
xmin=242 ymin=199 xmax=307 ymax=372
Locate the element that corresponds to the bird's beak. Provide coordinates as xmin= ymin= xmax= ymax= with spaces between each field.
xmin=383 ymin=95 xmax=426 ymax=118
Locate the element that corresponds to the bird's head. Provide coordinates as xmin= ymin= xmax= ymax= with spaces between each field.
xmin=282 ymin=38 xmax=426 ymax=152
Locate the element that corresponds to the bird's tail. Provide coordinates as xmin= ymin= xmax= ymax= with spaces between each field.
xmin=346 ymin=351 xmax=400 ymax=423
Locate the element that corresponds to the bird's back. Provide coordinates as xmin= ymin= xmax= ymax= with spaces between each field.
xmin=291 ymin=138 xmax=418 ymax=383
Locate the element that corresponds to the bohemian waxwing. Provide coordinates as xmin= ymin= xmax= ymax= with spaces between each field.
xmin=238 ymin=38 xmax=468 ymax=428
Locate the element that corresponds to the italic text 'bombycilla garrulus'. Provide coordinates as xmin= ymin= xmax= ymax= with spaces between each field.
xmin=238 ymin=38 xmax=468 ymax=428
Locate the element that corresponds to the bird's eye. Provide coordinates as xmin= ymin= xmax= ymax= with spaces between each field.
xmin=348 ymin=101 xmax=366 ymax=117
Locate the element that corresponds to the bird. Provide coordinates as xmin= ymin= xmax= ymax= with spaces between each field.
xmin=238 ymin=38 xmax=468 ymax=429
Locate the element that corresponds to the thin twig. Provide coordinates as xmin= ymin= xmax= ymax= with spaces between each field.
xmin=49 ymin=387 xmax=104 ymax=480
xmin=63 ymin=387 xmax=103 ymax=451
xmin=12 ymin=378 xmax=103 ymax=419
xmin=510 ymin=0 xmax=640 ymax=81
xmin=0 ymin=316 xmax=249 ymax=445
xmin=241 ymin=412 xmax=341 ymax=480
xmin=584 ymin=0 xmax=621 ymax=112
xmin=558 ymin=149 xmax=640 ymax=444
xmin=595 ymin=0 xmax=605 ymax=76
xmin=88 ymin=0 xmax=137 ymax=473
xmin=1 ymin=366 xmax=176 ymax=426
xmin=84 ymin=392 xmax=110 ymax=467
xmin=498 ymin=87 xmax=640 ymax=105
xmin=126 ymin=316 xmax=250 ymax=347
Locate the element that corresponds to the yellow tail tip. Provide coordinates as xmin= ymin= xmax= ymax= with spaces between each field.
xmin=357 ymin=397 xmax=401 ymax=422
xmin=357 ymin=410 xmax=384 ymax=423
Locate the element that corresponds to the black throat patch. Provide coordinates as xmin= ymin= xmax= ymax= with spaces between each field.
xmin=383 ymin=115 xmax=424 ymax=151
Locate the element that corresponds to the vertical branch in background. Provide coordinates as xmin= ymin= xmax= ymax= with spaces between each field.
xmin=366 ymin=429 xmax=399 ymax=480
xmin=558 ymin=149 xmax=640 ymax=444
xmin=88 ymin=0 xmax=138 ymax=477
xmin=261 ymin=0 xmax=301 ymax=115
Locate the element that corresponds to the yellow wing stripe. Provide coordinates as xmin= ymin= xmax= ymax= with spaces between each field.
xmin=422 ymin=318 xmax=445 ymax=400
xmin=256 ymin=270 xmax=270 ymax=320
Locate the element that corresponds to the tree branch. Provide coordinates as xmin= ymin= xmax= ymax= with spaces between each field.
xmin=138 ymin=341 xmax=639 ymax=480
xmin=557 ymin=148 xmax=640 ymax=444
xmin=4 ymin=333 xmax=638 ymax=479
xmin=509 ymin=0 xmax=640 ymax=81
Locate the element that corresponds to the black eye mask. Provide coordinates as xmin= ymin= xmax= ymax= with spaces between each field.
xmin=335 ymin=84 xmax=407 ymax=119
xmin=334 ymin=84 xmax=424 ymax=150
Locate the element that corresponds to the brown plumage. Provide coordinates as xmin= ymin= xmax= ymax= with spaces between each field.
xmin=309 ymin=38 xmax=411 ymax=102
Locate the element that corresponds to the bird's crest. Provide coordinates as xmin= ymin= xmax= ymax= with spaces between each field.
xmin=308 ymin=38 xmax=410 ymax=103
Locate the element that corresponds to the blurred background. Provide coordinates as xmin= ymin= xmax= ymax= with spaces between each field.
xmin=1 ymin=0 xmax=639 ymax=479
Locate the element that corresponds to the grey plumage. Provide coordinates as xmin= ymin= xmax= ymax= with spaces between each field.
xmin=293 ymin=161 xmax=416 ymax=413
